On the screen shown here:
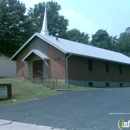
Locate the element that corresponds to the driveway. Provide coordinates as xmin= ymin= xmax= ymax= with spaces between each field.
xmin=0 ymin=88 xmax=130 ymax=130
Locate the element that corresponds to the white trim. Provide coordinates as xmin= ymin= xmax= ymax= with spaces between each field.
xmin=11 ymin=33 xmax=37 ymax=60
xmin=41 ymin=4 xmax=49 ymax=36
xmin=66 ymin=54 xmax=72 ymax=85
xmin=43 ymin=59 xmax=49 ymax=67
xmin=109 ymin=113 xmax=130 ymax=115
xmin=11 ymin=33 xmax=66 ymax=60
xmin=11 ymin=32 xmax=130 ymax=65
xmin=37 ymin=33 xmax=67 ymax=54
xmin=22 ymin=49 xmax=49 ymax=62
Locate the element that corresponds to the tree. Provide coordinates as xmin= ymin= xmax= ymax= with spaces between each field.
xmin=0 ymin=0 xmax=31 ymax=56
xmin=125 ymin=27 xmax=130 ymax=34
xmin=28 ymin=1 xmax=68 ymax=38
xmin=110 ymin=35 xmax=119 ymax=52
xmin=90 ymin=30 xmax=112 ymax=49
xmin=118 ymin=32 xmax=130 ymax=56
xmin=66 ymin=29 xmax=89 ymax=44
xmin=90 ymin=29 xmax=119 ymax=52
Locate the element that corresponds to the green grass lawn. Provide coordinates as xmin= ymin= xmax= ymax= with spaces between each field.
xmin=0 ymin=78 xmax=95 ymax=106
xmin=0 ymin=78 xmax=59 ymax=106
xmin=42 ymin=78 xmax=96 ymax=91
xmin=56 ymin=81 xmax=96 ymax=91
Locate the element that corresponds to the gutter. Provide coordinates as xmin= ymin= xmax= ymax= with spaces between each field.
xmin=66 ymin=54 xmax=72 ymax=85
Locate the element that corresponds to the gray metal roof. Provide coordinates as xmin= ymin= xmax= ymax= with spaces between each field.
xmin=22 ymin=49 xmax=49 ymax=61
xmin=38 ymin=33 xmax=130 ymax=65
xmin=11 ymin=32 xmax=130 ymax=65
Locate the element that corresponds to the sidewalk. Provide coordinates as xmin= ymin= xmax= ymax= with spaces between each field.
xmin=0 ymin=119 xmax=66 ymax=130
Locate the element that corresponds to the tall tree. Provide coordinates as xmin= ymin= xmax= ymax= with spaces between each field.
xmin=118 ymin=32 xmax=130 ymax=56
xmin=28 ymin=1 xmax=68 ymax=38
xmin=66 ymin=29 xmax=89 ymax=44
xmin=125 ymin=27 xmax=130 ymax=34
xmin=0 ymin=0 xmax=31 ymax=56
xmin=110 ymin=35 xmax=119 ymax=52
xmin=90 ymin=30 xmax=111 ymax=49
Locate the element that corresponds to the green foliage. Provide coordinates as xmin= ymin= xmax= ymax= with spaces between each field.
xmin=0 ymin=0 xmax=32 ymax=56
xmin=66 ymin=29 xmax=89 ymax=44
xmin=90 ymin=29 xmax=118 ymax=52
xmin=125 ymin=27 xmax=130 ymax=34
xmin=89 ymin=28 xmax=130 ymax=56
xmin=0 ymin=0 xmax=130 ymax=57
xmin=118 ymin=32 xmax=130 ymax=56
xmin=110 ymin=36 xmax=119 ymax=52
xmin=90 ymin=30 xmax=111 ymax=48
xmin=28 ymin=1 xmax=68 ymax=38
xmin=0 ymin=78 xmax=59 ymax=106
xmin=0 ymin=78 xmax=95 ymax=106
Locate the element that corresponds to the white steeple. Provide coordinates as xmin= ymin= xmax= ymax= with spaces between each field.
xmin=41 ymin=4 xmax=49 ymax=35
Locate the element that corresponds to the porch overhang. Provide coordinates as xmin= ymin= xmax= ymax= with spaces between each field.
xmin=22 ymin=49 xmax=49 ymax=62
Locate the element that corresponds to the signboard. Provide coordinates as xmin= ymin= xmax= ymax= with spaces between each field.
xmin=0 ymin=86 xmax=8 ymax=99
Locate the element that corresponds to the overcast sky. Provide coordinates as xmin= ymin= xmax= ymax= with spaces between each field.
xmin=20 ymin=0 xmax=130 ymax=38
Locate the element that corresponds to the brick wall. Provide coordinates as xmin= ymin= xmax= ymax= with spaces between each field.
xmin=16 ymin=45 xmax=29 ymax=77
xmin=48 ymin=45 xmax=66 ymax=79
xmin=16 ymin=37 xmax=66 ymax=79
xmin=68 ymin=55 xmax=130 ymax=82
xmin=15 ymin=36 xmax=130 ymax=83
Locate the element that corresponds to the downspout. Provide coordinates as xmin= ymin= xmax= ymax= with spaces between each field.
xmin=66 ymin=54 xmax=72 ymax=85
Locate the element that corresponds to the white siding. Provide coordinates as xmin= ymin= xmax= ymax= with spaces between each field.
xmin=29 ymin=37 xmax=49 ymax=56
xmin=0 ymin=54 xmax=16 ymax=77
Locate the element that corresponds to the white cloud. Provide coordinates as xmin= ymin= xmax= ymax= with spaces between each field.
xmin=60 ymin=9 xmax=99 ymax=37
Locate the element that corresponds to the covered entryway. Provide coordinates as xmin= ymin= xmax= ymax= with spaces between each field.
xmin=33 ymin=60 xmax=43 ymax=77
xmin=22 ymin=49 xmax=49 ymax=78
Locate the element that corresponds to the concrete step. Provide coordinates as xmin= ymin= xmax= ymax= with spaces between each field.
xmin=24 ymin=77 xmax=69 ymax=91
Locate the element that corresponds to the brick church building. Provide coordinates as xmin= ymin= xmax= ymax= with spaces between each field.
xmin=11 ymin=6 xmax=130 ymax=87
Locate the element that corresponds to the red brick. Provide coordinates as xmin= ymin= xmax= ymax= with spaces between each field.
xmin=16 ymin=45 xmax=29 ymax=77
xmin=68 ymin=55 xmax=130 ymax=82
xmin=48 ymin=45 xmax=66 ymax=79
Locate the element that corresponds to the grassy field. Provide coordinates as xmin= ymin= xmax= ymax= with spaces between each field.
xmin=0 ymin=78 xmax=95 ymax=106
xmin=0 ymin=78 xmax=59 ymax=106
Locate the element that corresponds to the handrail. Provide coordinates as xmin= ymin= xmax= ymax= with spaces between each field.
xmin=37 ymin=70 xmax=57 ymax=81
xmin=37 ymin=70 xmax=44 ymax=74
xmin=22 ymin=69 xmax=57 ymax=85
xmin=22 ymin=69 xmax=40 ymax=77
xmin=22 ymin=69 xmax=47 ymax=78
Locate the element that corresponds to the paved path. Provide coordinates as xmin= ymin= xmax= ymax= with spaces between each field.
xmin=0 ymin=88 xmax=130 ymax=130
xmin=0 ymin=119 xmax=66 ymax=130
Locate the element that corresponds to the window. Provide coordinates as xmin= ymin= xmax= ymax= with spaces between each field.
xmin=119 ymin=65 xmax=122 ymax=74
xmin=106 ymin=83 xmax=109 ymax=87
xmin=89 ymin=82 xmax=93 ymax=87
xmin=106 ymin=62 xmax=109 ymax=73
xmin=120 ymin=83 xmax=123 ymax=87
xmin=88 ymin=60 xmax=93 ymax=71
